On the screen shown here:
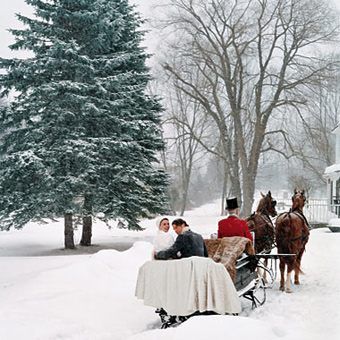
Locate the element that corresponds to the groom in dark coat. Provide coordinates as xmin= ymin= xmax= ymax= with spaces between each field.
xmin=154 ymin=218 xmax=208 ymax=260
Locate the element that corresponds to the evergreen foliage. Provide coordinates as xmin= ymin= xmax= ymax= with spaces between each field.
xmin=0 ymin=0 xmax=168 ymax=230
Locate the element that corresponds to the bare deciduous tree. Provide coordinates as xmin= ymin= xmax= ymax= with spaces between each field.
xmin=164 ymin=75 xmax=210 ymax=214
xmin=288 ymin=74 xmax=340 ymax=184
xmin=157 ymin=0 xmax=339 ymax=215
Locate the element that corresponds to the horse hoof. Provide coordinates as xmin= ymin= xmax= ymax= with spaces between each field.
xmin=280 ymin=286 xmax=285 ymax=291
xmin=294 ymin=281 xmax=300 ymax=285
xmin=285 ymin=288 xmax=293 ymax=293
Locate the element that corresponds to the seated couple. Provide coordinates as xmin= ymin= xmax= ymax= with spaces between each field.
xmin=153 ymin=218 xmax=208 ymax=260
xmin=153 ymin=197 xmax=252 ymax=261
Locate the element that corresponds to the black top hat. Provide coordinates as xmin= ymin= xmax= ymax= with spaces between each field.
xmin=226 ymin=197 xmax=239 ymax=210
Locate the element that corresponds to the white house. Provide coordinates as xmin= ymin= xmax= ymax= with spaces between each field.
xmin=324 ymin=124 xmax=340 ymax=231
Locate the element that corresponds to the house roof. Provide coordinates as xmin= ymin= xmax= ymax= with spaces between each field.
xmin=324 ymin=163 xmax=340 ymax=180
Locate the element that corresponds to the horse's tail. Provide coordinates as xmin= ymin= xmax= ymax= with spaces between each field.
xmin=294 ymin=261 xmax=305 ymax=275
xmin=292 ymin=241 xmax=308 ymax=276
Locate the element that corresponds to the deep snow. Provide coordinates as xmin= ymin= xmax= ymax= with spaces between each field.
xmin=0 ymin=201 xmax=339 ymax=340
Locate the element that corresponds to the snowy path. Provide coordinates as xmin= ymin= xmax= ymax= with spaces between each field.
xmin=250 ymin=228 xmax=340 ymax=340
xmin=0 ymin=216 xmax=339 ymax=339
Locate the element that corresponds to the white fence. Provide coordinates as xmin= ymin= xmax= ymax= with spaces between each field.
xmin=276 ymin=198 xmax=331 ymax=224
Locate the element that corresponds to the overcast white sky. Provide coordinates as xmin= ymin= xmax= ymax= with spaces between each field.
xmin=0 ymin=0 xmax=162 ymax=59
xmin=0 ymin=0 xmax=339 ymax=59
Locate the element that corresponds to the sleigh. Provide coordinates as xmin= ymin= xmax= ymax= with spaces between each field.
xmin=205 ymin=237 xmax=267 ymax=309
xmin=135 ymin=236 xmax=283 ymax=328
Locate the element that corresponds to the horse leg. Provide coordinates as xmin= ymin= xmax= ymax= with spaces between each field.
xmin=285 ymin=262 xmax=295 ymax=293
xmin=279 ymin=259 xmax=285 ymax=291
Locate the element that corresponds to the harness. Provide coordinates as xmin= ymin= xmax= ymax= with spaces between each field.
xmin=291 ymin=209 xmax=311 ymax=230
xmin=279 ymin=209 xmax=310 ymax=243
xmin=247 ymin=211 xmax=275 ymax=252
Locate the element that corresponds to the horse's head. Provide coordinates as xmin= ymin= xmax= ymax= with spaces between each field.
xmin=292 ymin=189 xmax=306 ymax=211
xmin=258 ymin=191 xmax=277 ymax=217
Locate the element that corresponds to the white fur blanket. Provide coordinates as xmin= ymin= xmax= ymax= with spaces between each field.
xmin=135 ymin=256 xmax=241 ymax=316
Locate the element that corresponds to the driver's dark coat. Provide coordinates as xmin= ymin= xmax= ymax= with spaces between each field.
xmin=155 ymin=229 xmax=208 ymax=260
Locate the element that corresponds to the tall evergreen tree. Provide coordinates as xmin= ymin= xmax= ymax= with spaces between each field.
xmin=0 ymin=0 xmax=168 ymax=244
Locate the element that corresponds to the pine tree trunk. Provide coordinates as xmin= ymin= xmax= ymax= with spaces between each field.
xmin=64 ymin=212 xmax=75 ymax=249
xmin=80 ymin=215 xmax=92 ymax=246
xmin=80 ymin=194 xmax=92 ymax=246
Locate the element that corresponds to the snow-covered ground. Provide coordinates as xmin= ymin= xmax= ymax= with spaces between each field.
xmin=0 ymin=201 xmax=339 ymax=340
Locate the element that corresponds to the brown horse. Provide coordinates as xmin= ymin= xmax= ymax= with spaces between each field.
xmin=247 ymin=191 xmax=277 ymax=254
xmin=275 ymin=189 xmax=310 ymax=293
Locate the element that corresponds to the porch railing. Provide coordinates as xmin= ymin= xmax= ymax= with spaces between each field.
xmin=276 ymin=198 xmax=333 ymax=224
